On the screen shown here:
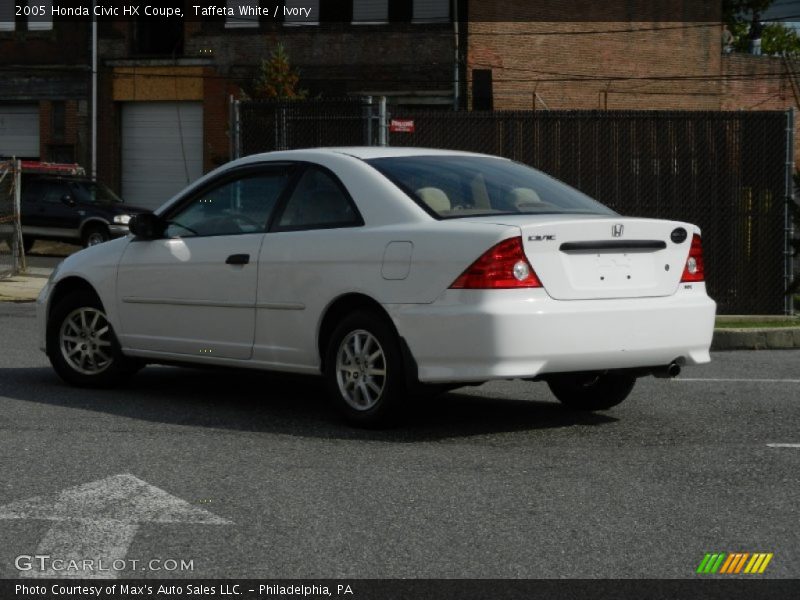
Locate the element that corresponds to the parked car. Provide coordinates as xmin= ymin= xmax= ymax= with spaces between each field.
xmin=15 ymin=162 xmax=150 ymax=251
xmin=37 ymin=148 xmax=716 ymax=426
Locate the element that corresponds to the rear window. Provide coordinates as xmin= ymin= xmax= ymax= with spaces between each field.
xmin=366 ymin=156 xmax=615 ymax=219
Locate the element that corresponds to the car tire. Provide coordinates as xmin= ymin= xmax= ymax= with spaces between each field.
xmin=323 ymin=310 xmax=407 ymax=428
xmin=82 ymin=225 xmax=110 ymax=247
xmin=547 ymin=371 xmax=636 ymax=411
xmin=47 ymin=289 xmax=141 ymax=388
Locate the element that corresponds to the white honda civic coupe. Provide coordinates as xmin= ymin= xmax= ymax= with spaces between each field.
xmin=37 ymin=148 xmax=716 ymax=426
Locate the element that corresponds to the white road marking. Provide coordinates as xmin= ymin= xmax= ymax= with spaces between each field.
xmin=0 ymin=474 xmax=231 ymax=579
xmin=766 ymin=443 xmax=800 ymax=448
xmin=674 ymin=378 xmax=800 ymax=383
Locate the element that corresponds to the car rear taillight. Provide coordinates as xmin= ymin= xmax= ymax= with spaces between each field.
xmin=680 ymin=234 xmax=705 ymax=282
xmin=450 ymin=237 xmax=542 ymax=289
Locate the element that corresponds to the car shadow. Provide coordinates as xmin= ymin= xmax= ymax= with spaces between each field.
xmin=0 ymin=366 xmax=618 ymax=441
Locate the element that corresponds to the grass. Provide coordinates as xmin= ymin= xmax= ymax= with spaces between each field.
xmin=715 ymin=319 xmax=800 ymax=329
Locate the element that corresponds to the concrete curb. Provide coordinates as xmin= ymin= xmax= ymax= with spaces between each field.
xmin=712 ymin=328 xmax=800 ymax=351
xmin=0 ymin=271 xmax=49 ymax=303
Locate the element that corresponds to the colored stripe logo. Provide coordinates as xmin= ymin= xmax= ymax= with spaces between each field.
xmin=696 ymin=552 xmax=773 ymax=574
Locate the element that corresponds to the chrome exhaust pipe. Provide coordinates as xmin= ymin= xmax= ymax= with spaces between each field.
xmin=652 ymin=362 xmax=681 ymax=379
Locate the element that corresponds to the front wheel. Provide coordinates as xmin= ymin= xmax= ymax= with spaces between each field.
xmin=547 ymin=371 xmax=636 ymax=411
xmin=323 ymin=311 xmax=407 ymax=428
xmin=47 ymin=290 xmax=141 ymax=387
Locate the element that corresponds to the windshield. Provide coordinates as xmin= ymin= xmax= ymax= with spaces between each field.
xmin=74 ymin=181 xmax=124 ymax=205
xmin=367 ymin=156 xmax=616 ymax=219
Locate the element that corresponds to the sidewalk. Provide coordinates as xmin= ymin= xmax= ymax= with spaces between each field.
xmin=0 ymin=267 xmax=50 ymax=302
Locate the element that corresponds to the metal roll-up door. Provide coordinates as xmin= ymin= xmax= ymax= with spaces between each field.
xmin=0 ymin=104 xmax=40 ymax=159
xmin=121 ymin=102 xmax=203 ymax=210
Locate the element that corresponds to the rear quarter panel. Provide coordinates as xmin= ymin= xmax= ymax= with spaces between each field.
xmin=253 ymin=221 xmax=517 ymax=370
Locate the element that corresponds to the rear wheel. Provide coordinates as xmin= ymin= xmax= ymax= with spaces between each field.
xmin=47 ymin=290 xmax=141 ymax=387
xmin=82 ymin=224 xmax=109 ymax=247
xmin=547 ymin=371 xmax=636 ymax=411
xmin=323 ymin=311 xmax=406 ymax=427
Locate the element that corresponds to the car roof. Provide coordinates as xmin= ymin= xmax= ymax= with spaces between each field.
xmin=240 ymin=147 xmax=504 ymax=162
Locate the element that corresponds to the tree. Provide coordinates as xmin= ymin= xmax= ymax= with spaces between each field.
xmin=723 ymin=0 xmax=773 ymax=25
xmin=251 ymin=44 xmax=307 ymax=100
xmin=723 ymin=0 xmax=800 ymax=56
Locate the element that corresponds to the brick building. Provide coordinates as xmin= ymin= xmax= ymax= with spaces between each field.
xmin=4 ymin=0 xmax=800 ymax=209
xmin=464 ymin=0 xmax=798 ymax=117
xmin=0 ymin=4 xmax=91 ymax=166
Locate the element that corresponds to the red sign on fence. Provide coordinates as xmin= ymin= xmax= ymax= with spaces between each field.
xmin=389 ymin=119 xmax=415 ymax=133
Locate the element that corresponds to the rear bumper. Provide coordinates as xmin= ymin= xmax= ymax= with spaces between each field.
xmin=387 ymin=286 xmax=716 ymax=383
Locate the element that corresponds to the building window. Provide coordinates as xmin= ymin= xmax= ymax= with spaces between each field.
xmin=0 ymin=0 xmax=15 ymax=31
xmin=27 ymin=0 xmax=53 ymax=31
xmin=283 ymin=0 xmax=319 ymax=26
xmin=412 ymin=0 xmax=449 ymax=23
xmin=353 ymin=0 xmax=388 ymax=23
xmin=352 ymin=0 xmax=449 ymax=24
xmin=225 ymin=0 xmax=260 ymax=29
xmin=320 ymin=2 xmax=352 ymax=21
xmin=388 ymin=0 xmax=412 ymax=22
xmin=472 ymin=69 xmax=493 ymax=111
xmin=133 ymin=3 xmax=184 ymax=57
xmin=51 ymin=101 xmax=65 ymax=143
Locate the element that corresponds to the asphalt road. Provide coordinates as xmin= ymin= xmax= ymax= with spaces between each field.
xmin=0 ymin=302 xmax=798 ymax=580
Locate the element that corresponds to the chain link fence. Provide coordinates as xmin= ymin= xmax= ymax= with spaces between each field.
xmin=233 ymin=100 xmax=793 ymax=315
xmin=234 ymin=98 xmax=382 ymax=158
xmin=0 ymin=160 xmax=24 ymax=280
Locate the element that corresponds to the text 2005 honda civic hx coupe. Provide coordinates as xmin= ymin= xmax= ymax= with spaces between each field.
xmin=37 ymin=148 xmax=716 ymax=426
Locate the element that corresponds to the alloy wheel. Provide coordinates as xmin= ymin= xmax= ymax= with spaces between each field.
xmin=59 ymin=307 xmax=114 ymax=375
xmin=335 ymin=329 xmax=387 ymax=411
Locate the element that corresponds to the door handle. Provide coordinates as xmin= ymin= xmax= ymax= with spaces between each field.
xmin=225 ymin=254 xmax=250 ymax=265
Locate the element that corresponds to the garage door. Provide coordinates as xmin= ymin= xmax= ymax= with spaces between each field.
xmin=121 ymin=102 xmax=203 ymax=210
xmin=0 ymin=104 xmax=40 ymax=159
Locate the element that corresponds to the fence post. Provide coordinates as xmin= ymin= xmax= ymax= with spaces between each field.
xmin=365 ymin=96 xmax=373 ymax=146
xmin=786 ymin=108 xmax=796 ymax=316
xmin=279 ymin=105 xmax=288 ymax=151
xmin=378 ymin=96 xmax=388 ymax=147
xmin=228 ymin=95 xmax=235 ymax=160
xmin=13 ymin=159 xmax=24 ymax=273
xmin=229 ymin=96 xmax=242 ymax=160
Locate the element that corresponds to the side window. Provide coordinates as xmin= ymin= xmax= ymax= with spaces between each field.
xmin=165 ymin=170 xmax=290 ymax=238
xmin=21 ymin=180 xmax=47 ymax=204
xmin=42 ymin=182 xmax=71 ymax=204
xmin=275 ymin=168 xmax=361 ymax=230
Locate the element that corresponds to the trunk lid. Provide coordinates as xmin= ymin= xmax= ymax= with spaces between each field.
xmin=462 ymin=215 xmax=695 ymax=300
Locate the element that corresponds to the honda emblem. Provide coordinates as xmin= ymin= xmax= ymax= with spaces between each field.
xmin=612 ymin=224 xmax=624 ymax=237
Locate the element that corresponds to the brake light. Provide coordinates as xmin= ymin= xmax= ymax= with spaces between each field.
xmin=450 ymin=237 xmax=542 ymax=289
xmin=681 ymin=234 xmax=705 ymax=282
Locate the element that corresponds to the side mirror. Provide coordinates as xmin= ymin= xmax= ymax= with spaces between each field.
xmin=128 ymin=213 xmax=165 ymax=240
xmin=61 ymin=194 xmax=76 ymax=208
